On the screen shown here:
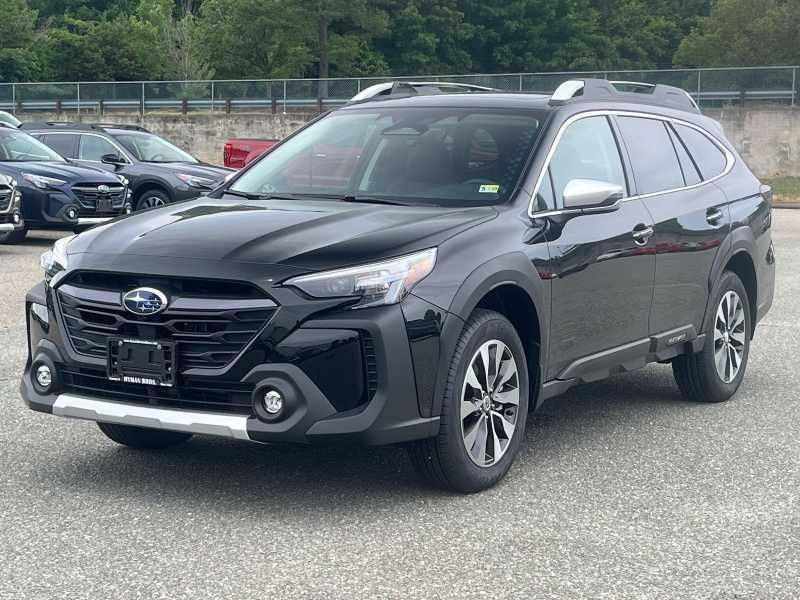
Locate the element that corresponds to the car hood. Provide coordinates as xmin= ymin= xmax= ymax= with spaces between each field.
xmin=145 ymin=162 xmax=233 ymax=179
xmin=0 ymin=161 xmax=121 ymax=182
xmin=69 ymin=196 xmax=496 ymax=271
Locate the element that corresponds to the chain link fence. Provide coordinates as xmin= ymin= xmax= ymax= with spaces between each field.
xmin=0 ymin=66 xmax=796 ymax=116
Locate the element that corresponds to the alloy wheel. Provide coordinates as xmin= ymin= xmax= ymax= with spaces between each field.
xmin=142 ymin=196 xmax=166 ymax=209
xmin=460 ymin=340 xmax=520 ymax=467
xmin=713 ymin=290 xmax=746 ymax=383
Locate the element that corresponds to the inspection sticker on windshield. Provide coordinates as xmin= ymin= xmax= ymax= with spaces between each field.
xmin=479 ymin=184 xmax=500 ymax=193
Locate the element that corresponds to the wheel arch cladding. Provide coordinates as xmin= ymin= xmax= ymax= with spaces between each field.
xmin=427 ymin=252 xmax=548 ymax=417
xmin=724 ymin=250 xmax=757 ymax=338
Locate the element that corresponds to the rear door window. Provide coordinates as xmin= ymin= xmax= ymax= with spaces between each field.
xmin=673 ymin=124 xmax=727 ymax=180
xmin=666 ymin=124 xmax=702 ymax=186
xmin=41 ymin=134 xmax=78 ymax=159
xmin=617 ymin=116 xmax=684 ymax=195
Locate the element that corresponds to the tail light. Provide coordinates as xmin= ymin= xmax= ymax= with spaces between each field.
xmin=223 ymin=142 xmax=233 ymax=166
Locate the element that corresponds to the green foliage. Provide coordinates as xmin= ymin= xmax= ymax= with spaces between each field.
xmin=675 ymin=0 xmax=800 ymax=67
xmin=5 ymin=0 xmax=795 ymax=84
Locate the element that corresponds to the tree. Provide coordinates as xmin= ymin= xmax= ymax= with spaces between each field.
xmin=674 ymin=0 xmax=800 ymax=67
xmin=0 ymin=0 xmax=40 ymax=81
xmin=374 ymin=0 xmax=473 ymax=75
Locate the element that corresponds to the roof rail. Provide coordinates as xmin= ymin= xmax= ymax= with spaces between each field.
xmin=549 ymin=78 xmax=700 ymax=112
xmin=19 ymin=121 xmax=150 ymax=133
xmin=350 ymin=81 xmax=499 ymax=103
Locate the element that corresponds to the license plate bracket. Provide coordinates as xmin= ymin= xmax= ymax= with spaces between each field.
xmin=108 ymin=337 xmax=175 ymax=387
xmin=96 ymin=197 xmax=113 ymax=213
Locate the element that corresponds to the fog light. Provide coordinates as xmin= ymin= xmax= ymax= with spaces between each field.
xmin=67 ymin=208 xmax=77 ymax=220
xmin=35 ymin=364 xmax=52 ymax=389
xmin=13 ymin=213 xmax=20 ymax=224
xmin=263 ymin=390 xmax=283 ymax=414
xmin=124 ymin=203 xmax=133 ymax=214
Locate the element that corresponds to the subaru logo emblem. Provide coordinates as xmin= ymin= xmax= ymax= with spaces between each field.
xmin=98 ymin=184 xmax=110 ymax=194
xmin=122 ymin=287 xmax=168 ymax=315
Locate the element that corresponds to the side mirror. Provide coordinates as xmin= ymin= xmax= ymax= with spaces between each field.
xmin=101 ymin=153 xmax=126 ymax=166
xmin=563 ymin=179 xmax=624 ymax=211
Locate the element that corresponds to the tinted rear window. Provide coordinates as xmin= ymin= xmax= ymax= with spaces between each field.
xmin=674 ymin=124 xmax=727 ymax=180
xmin=41 ymin=134 xmax=77 ymax=158
xmin=617 ymin=116 xmax=683 ymax=195
xmin=667 ymin=124 xmax=701 ymax=186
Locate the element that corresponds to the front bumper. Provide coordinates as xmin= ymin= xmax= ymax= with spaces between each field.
xmin=20 ymin=185 xmax=130 ymax=229
xmin=21 ymin=277 xmax=444 ymax=446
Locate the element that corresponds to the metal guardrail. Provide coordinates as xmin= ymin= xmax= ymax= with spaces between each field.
xmin=0 ymin=66 xmax=797 ymax=115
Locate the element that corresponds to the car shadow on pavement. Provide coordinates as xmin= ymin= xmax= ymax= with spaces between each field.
xmin=30 ymin=366 xmax=700 ymax=510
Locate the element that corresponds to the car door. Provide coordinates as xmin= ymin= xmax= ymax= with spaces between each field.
xmin=539 ymin=114 xmax=656 ymax=381
xmin=615 ymin=115 xmax=731 ymax=336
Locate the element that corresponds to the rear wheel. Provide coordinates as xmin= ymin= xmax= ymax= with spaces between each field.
xmin=0 ymin=227 xmax=27 ymax=244
xmin=673 ymin=270 xmax=751 ymax=402
xmin=408 ymin=309 xmax=529 ymax=493
xmin=97 ymin=422 xmax=192 ymax=449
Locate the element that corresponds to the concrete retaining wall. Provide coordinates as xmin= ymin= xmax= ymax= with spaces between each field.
xmin=18 ymin=105 xmax=800 ymax=177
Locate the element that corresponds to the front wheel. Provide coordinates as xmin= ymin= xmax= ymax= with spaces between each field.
xmin=408 ymin=309 xmax=529 ymax=493
xmin=673 ymin=270 xmax=751 ymax=402
xmin=135 ymin=190 xmax=169 ymax=211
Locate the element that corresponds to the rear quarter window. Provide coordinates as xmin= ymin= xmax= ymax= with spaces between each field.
xmin=673 ymin=124 xmax=728 ymax=180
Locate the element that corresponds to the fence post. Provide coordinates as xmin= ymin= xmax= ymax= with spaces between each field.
xmin=210 ymin=80 xmax=215 ymax=113
xmin=76 ymin=83 xmax=80 ymax=117
xmin=792 ymin=67 xmax=796 ymax=107
xmin=696 ymin=70 xmax=702 ymax=106
xmin=11 ymin=83 xmax=15 ymax=114
xmin=140 ymin=82 xmax=145 ymax=118
xmin=283 ymin=80 xmax=287 ymax=115
xmin=519 ymin=74 xmax=523 ymax=91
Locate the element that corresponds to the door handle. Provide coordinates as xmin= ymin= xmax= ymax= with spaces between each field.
xmin=631 ymin=224 xmax=654 ymax=246
xmin=706 ymin=208 xmax=724 ymax=225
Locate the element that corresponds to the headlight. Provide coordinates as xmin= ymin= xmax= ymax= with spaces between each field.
xmin=117 ymin=175 xmax=129 ymax=186
xmin=22 ymin=173 xmax=66 ymax=189
xmin=40 ymin=235 xmax=75 ymax=278
xmin=176 ymin=173 xmax=216 ymax=188
xmin=285 ymin=248 xmax=437 ymax=309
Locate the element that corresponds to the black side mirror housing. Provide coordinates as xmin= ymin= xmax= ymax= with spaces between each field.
xmin=101 ymin=153 xmax=126 ymax=166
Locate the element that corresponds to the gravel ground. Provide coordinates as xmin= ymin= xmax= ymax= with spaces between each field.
xmin=1 ymin=216 xmax=798 ymax=600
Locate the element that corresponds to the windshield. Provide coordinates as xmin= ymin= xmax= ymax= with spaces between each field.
xmin=230 ymin=107 xmax=545 ymax=206
xmin=114 ymin=131 xmax=197 ymax=163
xmin=0 ymin=130 xmax=65 ymax=162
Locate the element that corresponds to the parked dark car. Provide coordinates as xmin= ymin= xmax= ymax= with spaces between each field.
xmin=0 ymin=173 xmax=24 ymax=235
xmin=21 ymin=80 xmax=774 ymax=492
xmin=0 ymin=125 xmax=130 ymax=243
xmin=22 ymin=122 xmax=232 ymax=210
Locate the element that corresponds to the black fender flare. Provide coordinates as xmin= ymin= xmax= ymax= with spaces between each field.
xmin=426 ymin=251 xmax=550 ymax=417
xmin=132 ymin=179 xmax=173 ymax=202
xmin=702 ymin=225 xmax=756 ymax=334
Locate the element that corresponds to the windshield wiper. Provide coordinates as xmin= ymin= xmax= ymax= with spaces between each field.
xmin=225 ymin=189 xmax=301 ymax=201
xmin=340 ymin=194 xmax=410 ymax=206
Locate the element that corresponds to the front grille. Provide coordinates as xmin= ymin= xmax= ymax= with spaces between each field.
xmin=57 ymin=273 xmax=277 ymax=372
xmin=0 ymin=186 xmax=12 ymax=213
xmin=61 ymin=367 xmax=254 ymax=414
xmin=71 ymin=183 xmax=126 ymax=210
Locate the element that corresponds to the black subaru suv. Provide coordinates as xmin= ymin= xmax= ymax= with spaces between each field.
xmin=0 ymin=173 xmax=23 ymax=235
xmin=21 ymin=80 xmax=775 ymax=492
xmin=0 ymin=125 xmax=130 ymax=243
xmin=22 ymin=122 xmax=231 ymax=211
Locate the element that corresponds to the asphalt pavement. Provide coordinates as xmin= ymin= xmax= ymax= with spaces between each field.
xmin=1 ymin=216 xmax=798 ymax=599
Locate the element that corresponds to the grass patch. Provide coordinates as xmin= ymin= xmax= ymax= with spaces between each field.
xmin=764 ymin=177 xmax=800 ymax=204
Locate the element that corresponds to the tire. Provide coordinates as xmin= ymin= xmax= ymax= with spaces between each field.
xmin=672 ymin=270 xmax=751 ymax=403
xmin=408 ymin=309 xmax=529 ymax=493
xmin=97 ymin=422 xmax=192 ymax=449
xmin=0 ymin=227 xmax=28 ymax=244
xmin=135 ymin=189 xmax=169 ymax=211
